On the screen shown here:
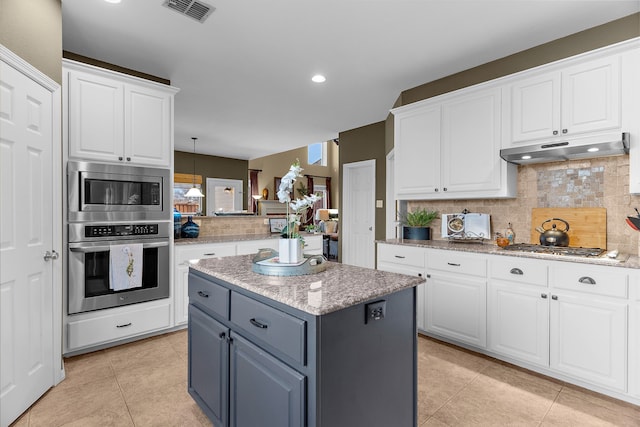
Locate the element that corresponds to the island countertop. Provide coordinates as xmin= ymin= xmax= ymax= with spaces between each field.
xmin=189 ymin=255 xmax=425 ymax=316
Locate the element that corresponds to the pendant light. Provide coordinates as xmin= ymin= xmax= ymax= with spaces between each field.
xmin=185 ymin=137 xmax=205 ymax=198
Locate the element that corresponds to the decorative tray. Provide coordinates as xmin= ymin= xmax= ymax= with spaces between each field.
xmin=251 ymin=248 xmax=328 ymax=276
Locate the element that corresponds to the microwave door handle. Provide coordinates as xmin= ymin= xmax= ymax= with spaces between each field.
xmin=69 ymin=241 xmax=169 ymax=253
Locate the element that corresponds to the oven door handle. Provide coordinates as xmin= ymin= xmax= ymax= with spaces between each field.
xmin=69 ymin=241 xmax=169 ymax=253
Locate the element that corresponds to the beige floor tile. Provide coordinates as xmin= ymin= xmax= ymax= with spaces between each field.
xmin=430 ymin=362 xmax=561 ymax=426
xmin=58 ymin=349 xmax=115 ymax=392
xmin=560 ymin=383 xmax=640 ymax=421
xmin=106 ymin=333 xmax=181 ymax=373
xmin=542 ymin=390 xmax=640 ymax=426
xmin=9 ymin=411 xmax=29 ymax=427
xmin=419 ymin=336 xmax=493 ymax=373
xmin=126 ymin=380 xmax=212 ymax=427
xmin=166 ymin=329 xmax=189 ymax=361
xmin=28 ymin=376 xmax=133 ymax=427
xmin=115 ymin=353 xmax=187 ymax=402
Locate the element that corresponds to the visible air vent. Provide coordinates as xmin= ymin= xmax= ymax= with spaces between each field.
xmin=163 ymin=0 xmax=215 ymax=23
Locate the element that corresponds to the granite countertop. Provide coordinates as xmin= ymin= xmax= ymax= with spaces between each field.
xmin=189 ymin=255 xmax=425 ymax=316
xmin=175 ymin=233 xmax=322 ymax=246
xmin=379 ymin=239 xmax=640 ymax=269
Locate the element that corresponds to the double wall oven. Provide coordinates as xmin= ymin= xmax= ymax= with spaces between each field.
xmin=67 ymin=161 xmax=171 ymax=314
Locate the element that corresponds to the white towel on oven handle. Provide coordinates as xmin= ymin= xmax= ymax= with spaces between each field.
xmin=109 ymin=243 xmax=143 ymax=291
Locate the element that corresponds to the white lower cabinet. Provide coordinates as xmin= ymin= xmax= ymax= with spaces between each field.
xmin=425 ymin=249 xmax=487 ymax=348
xmin=488 ymin=257 xmax=549 ymax=367
xmin=630 ymin=285 xmax=640 ymax=397
xmin=376 ymin=243 xmax=426 ymax=331
xmin=548 ymin=262 xmax=628 ymax=392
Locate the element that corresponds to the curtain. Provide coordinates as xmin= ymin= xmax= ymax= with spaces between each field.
xmin=249 ymin=169 xmax=259 ymax=213
xmin=325 ymin=177 xmax=332 ymax=209
xmin=304 ymin=175 xmax=314 ymax=226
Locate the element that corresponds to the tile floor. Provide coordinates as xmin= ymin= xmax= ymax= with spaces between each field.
xmin=11 ymin=331 xmax=640 ymax=426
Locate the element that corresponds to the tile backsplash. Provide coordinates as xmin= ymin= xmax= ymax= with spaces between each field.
xmin=408 ymin=155 xmax=640 ymax=255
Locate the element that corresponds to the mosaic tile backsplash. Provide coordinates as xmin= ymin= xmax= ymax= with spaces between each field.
xmin=408 ymin=156 xmax=640 ymax=255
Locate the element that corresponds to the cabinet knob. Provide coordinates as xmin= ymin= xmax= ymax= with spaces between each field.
xmin=553 ymin=130 xmax=558 ymax=135
xmin=562 ymin=129 xmax=568 ymax=134
xmin=434 ymin=188 xmax=439 ymax=192
xmin=578 ymin=276 xmax=596 ymax=285
xmin=541 ymin=293 xmax=548 ymax=299
xmin=551 ymin=295 xmax=558 ymax=300
xmin=126 ymin=157 xmax=131 ymax=161
xmin=510 ymin=268 xmax=523 ymax=275
xmin=118 ymin=156 xmax=123 ymax=161
xmin=443 ymin=188 xmax=447 ymax=192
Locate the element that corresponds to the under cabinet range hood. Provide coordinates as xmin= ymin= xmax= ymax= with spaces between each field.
xmin=500 ymin=132 xmax=629 ymax=165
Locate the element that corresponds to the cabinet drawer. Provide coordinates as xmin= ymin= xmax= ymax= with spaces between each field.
xmin=427 ymin=250 xmax=486 ymax=277
xmin=177 ymin=244 xmax=236 ymax=264
xmin=549 ymin=263 xmax=627 ymax=298
xmin=231 ymin=292 xmax=306 ymax=365
xmin=189 ymin=272 xmax=230 ymax=319
xmin=489 ymin=256 xmax=547 ymax=287
xmin=378 ymin=244 xmax=425 ymax=268
xmin=67 ymin=303 xmax=171 ymax=350
xmin=236 ymin=239 xmax=279 ymax=255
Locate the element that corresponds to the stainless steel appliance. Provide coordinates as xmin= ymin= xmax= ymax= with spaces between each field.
xmin=501 ymin=243 xmax=605 ymax=257
xmin=68 ymin=161 xmax=171 ymax=222
xmin=441 ymin=212 xmax=491 ymax=241
xmin=67 ymin=222 xmax=170 ymax=314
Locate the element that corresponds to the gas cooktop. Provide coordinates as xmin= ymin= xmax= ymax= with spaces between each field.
xmin=501 ymin=243 xmax=605 ymax=258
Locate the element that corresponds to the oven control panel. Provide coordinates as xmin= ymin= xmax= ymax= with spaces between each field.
xmin=85 ymin=223 xmax=159 ymax=238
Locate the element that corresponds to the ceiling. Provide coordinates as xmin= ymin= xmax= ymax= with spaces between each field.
xmin=61 ymin=0 xmax=640 ymax=160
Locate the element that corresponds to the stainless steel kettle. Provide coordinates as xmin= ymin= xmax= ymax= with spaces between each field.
xmin=538 ymin=218 xmax=570 ymax=247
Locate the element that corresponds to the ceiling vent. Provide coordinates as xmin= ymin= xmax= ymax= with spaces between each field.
xmin=163 ymin=0 xmax=215 ymax=23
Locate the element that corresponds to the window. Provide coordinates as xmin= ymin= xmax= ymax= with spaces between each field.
xmin=174 ymin=182 xmax=203 ymax=215
xmin=174 ymin=173 xmax=203 ymax=215
xmin=205 ymin=178 xmax=243 ymax=215
xmin=308 ymin=142 xmax=326 ymax=166
xmin=313 ymin=184 xmax=328 ymax=209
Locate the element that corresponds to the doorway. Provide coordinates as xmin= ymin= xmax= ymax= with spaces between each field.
xmin=342 ymin=160 xmax=376 ymax=268
xmin=206 ymin=178 xmax=243 ymax=215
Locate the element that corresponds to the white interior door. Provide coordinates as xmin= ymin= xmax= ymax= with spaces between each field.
xmin=342 ymin=160 xmax=375 ymax=268
xmin=1 ymin=49 xmax=61 ymax=426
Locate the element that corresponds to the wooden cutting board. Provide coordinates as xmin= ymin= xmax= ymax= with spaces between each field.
xmin=530 ymin=208 xmax=607 ymax=249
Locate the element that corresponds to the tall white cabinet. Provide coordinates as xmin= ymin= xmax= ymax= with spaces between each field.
xmin=63 ymin=59 xmax=179 ymax=168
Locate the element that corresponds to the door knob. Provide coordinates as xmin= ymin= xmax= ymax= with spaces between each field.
xmin=369 ymin=226 xmax=372 ymax=231
xmin=43 ymin=250 xmax=59 ymax=261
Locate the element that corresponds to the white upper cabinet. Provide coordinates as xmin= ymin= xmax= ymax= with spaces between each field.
xmin=393 ymin=86 xmax=516 ymax=200
xmin=64 ymin=60 xmax=178 ymax=168
xmin=505 ymin=54 xmax=621 ymax=147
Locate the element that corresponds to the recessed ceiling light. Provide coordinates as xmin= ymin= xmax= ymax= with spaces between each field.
xmin=104 ymin=0 xmax=122 ymax=3
xmin=587 ymin=147 xmax=600 ymax=152
xmin=521 ymin=155 xmax=532 ymax=160
xmin=311 ymin=74 xmax=326 ymax=83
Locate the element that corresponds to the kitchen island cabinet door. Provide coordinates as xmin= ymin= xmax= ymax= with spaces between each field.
xmin=549 ymin=293 xmax=627 ymax=392
xmin=488 ymin=280 xmax=549 ymax=367
xmin=230 ymin=333 xmax=305 ymax=427
xmin=188 ymin=305 xmax=229 ymax=427
xmin=426 ymin=272 xmax=487 ymax=348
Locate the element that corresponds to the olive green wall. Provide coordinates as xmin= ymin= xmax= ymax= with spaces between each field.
xmin=0 ymin=0 xmax=62 ymax=84
xmin=174 ymin=151 xmax=249 ymax=214
xmin=338 ymin=121 xmax=387 ymax=243
xmin=248 ymin=142 xmax=339 ymax=208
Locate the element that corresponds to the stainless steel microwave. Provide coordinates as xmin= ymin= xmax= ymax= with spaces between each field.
xmin=68 ymin=161 xmax=171 ymax=222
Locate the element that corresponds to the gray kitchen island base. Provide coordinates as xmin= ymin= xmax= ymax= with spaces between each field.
xmin=187 ymin=267 xmax=418 ymax=427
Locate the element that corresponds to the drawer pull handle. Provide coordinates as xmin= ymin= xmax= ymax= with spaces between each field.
xmin=197 ymin=290 xmax=209 ymax=298
xmin=394 ymin=255 xmax=406 ymax=259
xmin=203 ymin=252 xmax=216 ymax=256
xmin=510 ymin=268 xmax=524 ymax=275
xmin=578 ymin=276 xmax=596 ymax=285
xmin=116 ymin=322 xmax=132 ymax=328
xmin=447 ymin=262 xmax=460 ymax=267
xmin=249 ymin=318 xmax=268 ymax=329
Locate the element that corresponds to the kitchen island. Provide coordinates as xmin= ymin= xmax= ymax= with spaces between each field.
xmin=187 ymin=255 xmax=424 ymax=427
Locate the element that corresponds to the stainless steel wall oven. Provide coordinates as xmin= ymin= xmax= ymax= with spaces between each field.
xmin=67 ymin=222 xmax=170 ymax=314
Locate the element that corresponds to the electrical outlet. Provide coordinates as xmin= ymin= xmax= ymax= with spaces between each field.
xmin=263 ymin=218 xmax=269 ymax=225
xmin=365 ymin=300 xmax=386 ymax=324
